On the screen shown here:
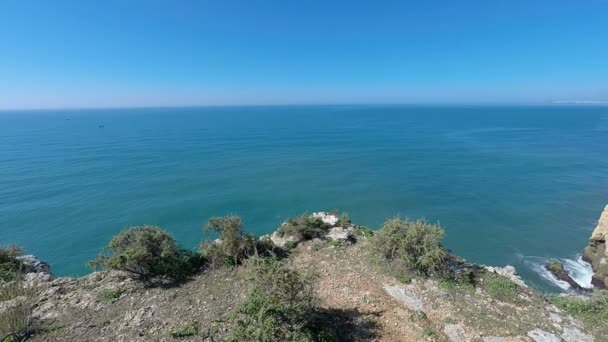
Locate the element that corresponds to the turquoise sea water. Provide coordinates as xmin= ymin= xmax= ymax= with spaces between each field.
xmin=1 ymin=105 xmax=607 ymax=290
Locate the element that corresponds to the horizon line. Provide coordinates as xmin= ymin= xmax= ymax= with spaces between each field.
xmin=2 ymin=101 xmax=608 ymax=112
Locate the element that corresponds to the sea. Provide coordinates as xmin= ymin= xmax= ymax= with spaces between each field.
xmin=1 ymin=105 xmax=607 ymax=291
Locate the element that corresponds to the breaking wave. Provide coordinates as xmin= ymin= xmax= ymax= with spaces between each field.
xmin=522 ymin=254 xmax=594 ymax=291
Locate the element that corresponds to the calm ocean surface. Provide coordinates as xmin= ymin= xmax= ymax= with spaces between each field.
xmin=1 ymin=105 xmax=607 ymax=290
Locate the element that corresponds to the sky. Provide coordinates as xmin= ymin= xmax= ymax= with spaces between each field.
xmin=0 ymin=0 xmax=607 ymax=109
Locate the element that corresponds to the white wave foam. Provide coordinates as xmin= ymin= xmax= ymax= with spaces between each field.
xmin=562 ymin=255 xmax=594 ymax=289
xmin=522 ymin=254 xmax=594 ymax=291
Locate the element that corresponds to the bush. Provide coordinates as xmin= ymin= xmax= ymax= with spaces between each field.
xmin=0 ymin=245 xmax=25 ymax=283
xmin=276 ymin=214 xmax=331 ymax=241
xmin=372 ymin=218 xmax=447 ymax=276
xmin=88 ymin=226 xmax=198 ymax=282
xmin=551 ymin=290 xmax=608 ymax=326
xmin=170 ymin=321 xmax=199 ymax=338
xmin=353 ymin=226 xmax=374 ymax=239
xmin=223 ymin=258 xmax=333 ymax=342
xmin=200 ymin=216 xmax=277 ymax=267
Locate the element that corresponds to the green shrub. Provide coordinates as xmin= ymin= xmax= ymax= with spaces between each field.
xmin=337 ymin=212 xmax=352 ymax=227
xmin=200 ymin=216 xmax=277 ymax=267
xmin=283 ymin=240 xmax=298 ymax=251
xmin=223 ymin=258 xmax=333 ymax=341
xmin=276 ymin=214 xmax=331 ymax=241
xmin=551 ymin=290 xmax=608 ymax=326
xmin=372 ymin=217 xmax=447 ymax=276
xmin=353 ymin=226 xmax=374 ymax=238
xmin=170 ymin=321 xmax=199 ymax=338
xmin=88 ymin=226 xmax=198 ymax=282
xmin=0 ymin=245 xmax=24 ymax=283
xmin=422 ymin=326 xmax=436 ymax=337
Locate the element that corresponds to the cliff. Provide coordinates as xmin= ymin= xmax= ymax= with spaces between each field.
xmin=583 ymin=205 xmax=608 ymax=289
xmin=1 ymin=212 xmax=604 ymax=341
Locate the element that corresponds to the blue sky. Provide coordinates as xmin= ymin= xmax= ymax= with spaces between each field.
xmin=1 ymin=0 xmax=607 ymax=109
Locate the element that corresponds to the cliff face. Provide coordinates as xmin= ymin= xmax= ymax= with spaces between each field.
xmin=583 ymin=205 xmax=608 ymax=289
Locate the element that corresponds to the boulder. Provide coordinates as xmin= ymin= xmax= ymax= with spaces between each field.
xmin=16 ymin=254 xmax=53 ymax=282
xmin=324 ymin=226 xmax=354 ymax=242
xmin=311 ymin=212 xmax=339 ymax=226
xmin=582 ymin=204 xmax=608 ymax=289
xmin=483 ymin=265 xmax=527 ymax=288
xmin=270 ymin=230 xmax=299 ymax=248
xmin=545 ymin=260 xmax=584 ymax=291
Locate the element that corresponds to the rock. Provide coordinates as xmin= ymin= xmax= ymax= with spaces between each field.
xmin=482 ymin=337 xmax=508 ymax=342
xmin=545 ymin=260 xmax=584 ymax=291
xmin=526 ymin=329 xmax=560 ymax=342
xmin=561 ymin=326 xmax=592 ymax=342
xmin=270 ymin=230 xmax=299 ymax=248
xmin=483 ymin=265 xmax=527 ymax=288
xmin=17 ymin=254 xmax=53 ymax=281
xmin=582 ymin=204 xmax=608 ymax=289
xmin=311 ymin=212 xmax=339 ymax=226
xmin=444 ymin=323 xmax=467 ymax=342
xmin=383 ymin=284 xmax=425 ymax=312
xmin=324 ymin=226 xmax=354 ymax=242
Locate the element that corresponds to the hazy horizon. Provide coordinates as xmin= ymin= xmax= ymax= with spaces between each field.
xmin=1 ymin=1 xmax=607 ymax=109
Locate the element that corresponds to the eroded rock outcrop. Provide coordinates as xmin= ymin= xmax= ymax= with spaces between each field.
xmin=545 ymin=260 xmax=584 ymax=291
xmin=582 ymin=204 xmax=608 ymax=289
xmin=17 ymin=254 xmax=53 ymax=283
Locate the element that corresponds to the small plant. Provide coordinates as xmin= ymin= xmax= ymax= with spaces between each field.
xmin=97 ymin=288 xmax=123 ymax=302
xmin=439 ymin=277 xmax=474 ymax=292
xmin=372 ymin=217 xmax=447 ymax=276
xmin=284 ymin=240 xmax=298 ymax=251
xmin=482 ymin=274 xmax=517 ymax=301
xmin=170 ymin=321 xmax=199 ymax=338
xmin=422 ymin=326 xmax=436 ymax=336
xmin=88 ymin=226 xmax=198 ymax=282
xmin=398 ymin=273 xmax=413 ymax=284
xmin=415 ymin=310 xmax=427 ymax=320
xmin=0 ymin=245 xmax=24 ymax=283
xmin=551 ymin=290 xmax=608 ymax=326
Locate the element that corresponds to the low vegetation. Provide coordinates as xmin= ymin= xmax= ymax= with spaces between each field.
xmin=276 ymin=214 xmax=332 ymax=241
xmin=170 ymin=321 xmax=199 ymax=338
xmin=482 ymin=273 xmax=518 ymax=300
xmin=371 ymin=217 xmax=447 ymax=276
xmin=97 ymin=288 xmax=123 ymax=302
xmin=551 ymin=290 xmax=608 ymax=327
xmin=88 ymin=226 xmax=200 ymax=282
xmin=219 ymin=257 xmax=335 ymax=342
xmin=200 ymin=216 xmax=279 ymax=268
xmin=0 ymin=245 xmax=24 ymax=283
xmin=0 ymin=281 xmax=37 ymax=342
